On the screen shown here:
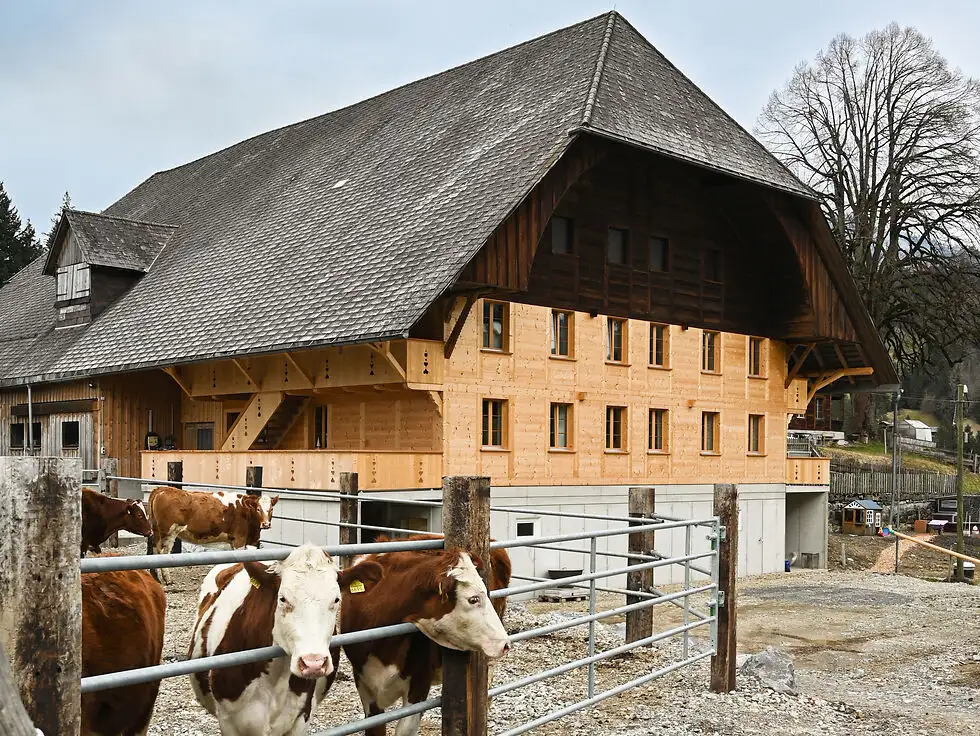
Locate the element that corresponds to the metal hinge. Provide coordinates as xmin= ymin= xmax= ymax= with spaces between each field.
xmin=708 ymin=591 xmax=726 ymax=612
xmin=718 ymin=526 xmax=728 ymax=542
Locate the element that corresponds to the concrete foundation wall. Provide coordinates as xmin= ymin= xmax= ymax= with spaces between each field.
xmin=785 ymin=486 xmax=828 ymax=568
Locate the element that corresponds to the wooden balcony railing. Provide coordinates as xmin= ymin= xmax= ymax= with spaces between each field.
xmin=785 ymin=456 xmax=830 ymax=485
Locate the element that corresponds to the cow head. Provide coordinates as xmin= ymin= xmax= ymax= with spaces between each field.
xmin=123 ymin=499 xmax=153 ymax=538
xmin=412 ymin=552 xmax=510 ymax=659
xmin=258 ymin=494 xmax=279 ymax=529
xmin=244 ymin=544 xmax=382 ymax=680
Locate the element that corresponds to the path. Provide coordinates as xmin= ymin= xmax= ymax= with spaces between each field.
xmin=870 ymin=532 xmax=936 ymax=572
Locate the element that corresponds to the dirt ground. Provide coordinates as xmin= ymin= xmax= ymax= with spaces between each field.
xmin=828 ymin=529 xmax=980 ymax=579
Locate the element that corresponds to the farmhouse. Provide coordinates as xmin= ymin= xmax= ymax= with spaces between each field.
xmin=0 ymin=12 xmax=896 ymax=580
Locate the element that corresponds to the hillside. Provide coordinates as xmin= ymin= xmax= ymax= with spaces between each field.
xmin=822 ymin=441 xmax=980 ymax=492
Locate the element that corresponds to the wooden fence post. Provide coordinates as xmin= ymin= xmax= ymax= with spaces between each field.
xmin=710 ymin=483 xmax=738 ymax=694
xmin=0 ymin=641 xmax=37 ymax=736
xmin=0 ymin=457 xmax=82 ymax=736
xmin=339 ymin=472 xmax=359 ymax=567
xmin=99 ymin=456 xmax=119 ymax=548
xmin=441 ymin=476 xmax=491 ymax=736
xmin=166 ymin=461 xmax=183 ymax=554
xmin=246 ymin=466 xmax=263 ymax=549
xmin=626 ymin=487 xmax=655 ymax=644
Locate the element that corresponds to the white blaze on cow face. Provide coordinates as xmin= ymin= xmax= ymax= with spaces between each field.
xmin=259 ymin=495 xmax=279 ymax=529
xmin=268 ymin=544 xmax=342 ymax=679
xmin=415 ymin=553 xmax=510 ymax=659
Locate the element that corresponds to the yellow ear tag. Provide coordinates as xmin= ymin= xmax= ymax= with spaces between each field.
xmin=349 ymin=579 xmax=365 ymax=594
xmin=249 ymin=576 xmax=261 ymax=589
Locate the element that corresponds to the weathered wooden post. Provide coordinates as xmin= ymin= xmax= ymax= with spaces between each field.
xmin=0 ymin=641 xmax=37 ymax=736
xmin=246 ymin=466 xmax=263 ymax=549
xmin=166 ymin=460 xmax=183 ymax=554
xmin=441 ymin=476 xmax=491 ymax=736
xmin=625 ymin=486 xmax=655 ymax=644
xmin=339 ymin=472 xmax=359 ymax=567
xmin=99 ymin=456 xmax=119 ymax=548
xmin=710 ymin=483 xmax=738 ymax=693
xmin=0 ymin=457 xmax=82 ymax=735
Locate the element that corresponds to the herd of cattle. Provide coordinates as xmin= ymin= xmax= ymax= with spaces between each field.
xmin=79 ymin=486 xmax=513 ymax=736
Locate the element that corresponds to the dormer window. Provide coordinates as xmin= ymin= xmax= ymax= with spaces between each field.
xmin=56 ymin=263 xmax=90 ymax=303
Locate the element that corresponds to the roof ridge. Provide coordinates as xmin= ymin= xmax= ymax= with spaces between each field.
xmin=68 ymin=208 xmax=178 ymax=230
xmin=580 ymin=11 xmax=617 ymax=127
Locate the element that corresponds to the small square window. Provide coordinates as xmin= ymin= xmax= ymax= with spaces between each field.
xmin=748 ymin=414 xmax=765 ymax=454
xmin=748 ymin=337 xmax=764 ymax=377
xmin=482 ymin=301 xmax=508 ymax=351
xmin=551 ymin=310 xmax=573 ymax=357
xmin=10 ymin=423 xmax=24 ymax=449
xmin=551 ymin=216 xmax=573 ymax=255
xmin=607 ymin=228 xmax=628 ymax=265
xmin=702 ymin=331 xmax=720 ymax=372
xmin=649 ymin=324 xmax=668 ymax=367
xmin=649 ymin=237 xmax=668 ymax=272
xmin=701 ymin=412 xmax=720 ymax=453
xmin=607 ymin=318 xmax=627 ymax=363
xmin=550 ymin=403 xmax=572 ymax=449
xmin=517 ymin=521 xmax=537 ymax=537
xmin=606 ymin=406 xmax=626 ymax=450
xmin=61 ymin=420 xmax=80 ymax=449
xmin=703 ymin=249 xmax=722 ymax=282
xmin=482 ymin=399 xmax=507 ymax=448
xmin=648 ymin=409 xmax=668 ymax=452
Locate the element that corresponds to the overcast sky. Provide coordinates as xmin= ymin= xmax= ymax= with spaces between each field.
xmin=3 ymin=0 xmax=980 ymax=231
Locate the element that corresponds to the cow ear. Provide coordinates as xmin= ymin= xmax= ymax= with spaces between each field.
xmin=339 ymin=560 xmax=384 ymax=594
xmin=270 ymin=495 xmax=279 ymax=506
xmin=469 ymin=553 xmax=485 ymax=572
xmin=243 ymin=560 xmax=279 ymax=588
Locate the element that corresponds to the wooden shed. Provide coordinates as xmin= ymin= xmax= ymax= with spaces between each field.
xmin=842 ymin=499 xmax=883 ymax=536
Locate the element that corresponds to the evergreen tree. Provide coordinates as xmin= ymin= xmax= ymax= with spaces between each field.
xmin=45 ymin=190 xmax=71 ymax=247
xmin=0 ymin=181 xmax=42 ymax=288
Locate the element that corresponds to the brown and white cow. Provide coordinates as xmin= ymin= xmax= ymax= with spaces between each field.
xmin=81 ymin=488 xmax=153 ymax=555
xmin=81 ymin=562 xmax=166 ymax=736
xmin=147 ymin=486 xmax=279 ymax=583
xmin=188 ymin=543 xmax=383 ymax=736
xmin=341 ymin=536 xmax=512 ymax=736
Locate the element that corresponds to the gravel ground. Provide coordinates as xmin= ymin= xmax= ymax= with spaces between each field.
xmin=103 ymin=543 xmax=980 ymax=736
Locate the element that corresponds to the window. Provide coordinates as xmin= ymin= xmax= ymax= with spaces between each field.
xmin=702 ymin=331 xmax=720 ymax=372
xmin=748 ymin=414 xmax=765 ymax=454
xmin=606 ymin=318 xmax=627 ymax=363
xmin=648 ymin=409 xmax=668 ymax=452
xmin=61 ymin=421 xmax=80 ymax=449
xmin=701 ymin=412 xmax=720 ymax=453
xmin=482 ymin=399 xmax=506 ymax=448
xmin=482 ymin=301 xmax=508 ymax=351
xmin=843 ymin=508 xmax=855 ymax=524
xmin=551 ymin=310 xmax=573 ymax=357
xmin=184 ymin=422 xmax=214 ymax=450
xmin=10 ymin=422 xmax=40 ymax=450
xmin=748 ymin=337 xmax=764 ymax=377
xmin=313 ymin=405 xmax=328 ymax=448
xmin=649 ymin=236 xmax=669 ymax=272
xmin=549 ymin=403 xmax=572 ymax=449
xmin=516 ymin=520 xmax=538 ymax=537
xmin=607 ymin=228 xmax=628 ymax=265
xmin=814 ymin=399 xmax=825 ymax=422
xmin=649 ymin=323 xmax=668 ymax=367
xmin=605 ymin=406 xmax=626 ymax=451
xmin=226 ymin=412 xmax=241 ymax=431
xmin=551 ymin=216 xmax=573 ymax=254
xmin=703 ymin=249 xmax=722 ymax=282
xmin=55 ymin=263 xmax=91 ymax=301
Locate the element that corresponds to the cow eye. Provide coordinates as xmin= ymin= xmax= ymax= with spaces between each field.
xmin=279 ymin=596 xmax=288 ymax=605
xmin=334 ymin=596 xmax=341 ymax=605
xmin=468 ymin=595 xmax=480 ymax=606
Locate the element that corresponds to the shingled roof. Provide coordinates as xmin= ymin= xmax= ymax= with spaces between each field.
xmin=43 ymin=210 xmax=178 ymax=275
xmin=0 ymin=12 xmax=815 ymax=386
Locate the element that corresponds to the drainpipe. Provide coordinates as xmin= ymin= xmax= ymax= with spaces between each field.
xmin=26 ymin=383 xmax=33 ymax=456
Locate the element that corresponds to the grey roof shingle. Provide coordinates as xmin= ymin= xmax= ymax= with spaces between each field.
xmin=0 ymin=12 xmax=815 ymax=386
xmin=47 ymin=210 xmax=177 ymax=273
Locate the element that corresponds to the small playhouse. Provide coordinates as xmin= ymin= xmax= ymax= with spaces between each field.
xmin=842 ymin=499 xmax=884 ymax=536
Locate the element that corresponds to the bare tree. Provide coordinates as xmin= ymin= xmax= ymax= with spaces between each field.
xmin=757 ymin=24 xmax=980 ymax=376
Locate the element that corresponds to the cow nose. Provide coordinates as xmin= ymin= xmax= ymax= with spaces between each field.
xmin=502 ymin=640 xmax=511 ymax=655
xmin=298 ymin=654 xmax=327 ymax=678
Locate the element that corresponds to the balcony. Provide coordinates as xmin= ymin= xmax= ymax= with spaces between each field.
xmin=786 ymin=434 xmax=830 ymax=485
xmin=141 ymin=450 xmax=443 ymax=491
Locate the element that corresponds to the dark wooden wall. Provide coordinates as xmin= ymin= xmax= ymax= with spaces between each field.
xmin=90 ymin=269 xmax=140 ymax=319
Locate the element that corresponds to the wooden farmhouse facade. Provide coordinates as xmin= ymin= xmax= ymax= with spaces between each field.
xmin=0 ymin=12 xmax=895 ymax=578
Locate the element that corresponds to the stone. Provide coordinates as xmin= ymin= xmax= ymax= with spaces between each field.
xmin=739 ymin=646 xmax=798 ymax=695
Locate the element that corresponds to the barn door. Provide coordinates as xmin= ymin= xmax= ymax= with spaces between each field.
xmin=51 ymin=413 xmax=95 ymax=469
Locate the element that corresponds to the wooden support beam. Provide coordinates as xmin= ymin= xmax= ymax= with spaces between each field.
xmin=891 ymin=530 xmax=980 ymax=565
xmin=626 ymin=487 xmax=656 ymax=644
xmin=832 ymin=343 xmax=856 ymax=384
xmin=710 ymin=483 xmax=738 ymax=694
xmin=339 ymin=472 xmax=359 ymax=568
xmin=444 ymin=293 xmax=477 ymax=360
xmin=100 ymin=457 xmax=119 ymax=548
xmin=784 ymin=344 xmax=815 ymax=388
xmin=807 ymin=367 xmax=875 ymax=402
xmin=283 ymin=353 xmax=314 ymax=388
xmin=368 ymin=342 xmax=408 ymax=381
xmin=231 ymin=358 xmax=261 ymax=388
xmin=427 ymin=390 xmax=444 ymax=416
xmin=162 ymin=366 xmax=193 ymax=397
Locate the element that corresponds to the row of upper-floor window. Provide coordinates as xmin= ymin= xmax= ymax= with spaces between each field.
xmin=481 ymin=399 xmax=768 ymax=456
xmin=548 ymin=216 xmax=723 ymax=281
xmin=482 ymin=300 xmax=768 ymax=377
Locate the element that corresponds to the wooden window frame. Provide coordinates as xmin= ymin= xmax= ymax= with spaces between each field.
xmin=605 ymin=405 xmax=627 ymax=452
xmin=61 ymin=420 xmax=80 ymax=450
xmin=607 ymin=227 xmax=629 ymax=265
xmin=550 ymin=309 xmax=574 ymax=359
xmin=606 ymin=317 xmax=628 ymax=364
xmin=747 ymin=414 xmax=765 ymax=455
xmin=551 ymin=216 xmax=574 ymax=255
xmin=748 ymin=337 xmax=765 ymax=378
xmin=649 ymin=236 xmax=669 ymax=272
xmin=703 ymin=249 xmax=722 ymax=283
xmin=481 ymin=300 xmax=509 ymax=353
xmin=549 ymin=402 xmax=573 ymax=451
xmin=701 ymin=331 xmax=720 ymax=373
xmin=814 ymin=399 xmax=825 ymax=422
xmin=481 ymin=398 xmax=508 ymax=450
xmin=648 ymin=323 xmax=669 ymax=369
xmin=313 ymin=405 xmax=329 ymax=449
xmin=648 ymin=408 xmax=668 ymax=453
xmin=701 ymin=411 xmax=720 ymax=455
xmin=55 ymin=263 xmax=91 ymax=302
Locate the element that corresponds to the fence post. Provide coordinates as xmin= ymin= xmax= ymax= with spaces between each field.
xmin=166 ymin=460 xmax=183 ymax=554
xmin=0 ymin=457 xmax=82 ymax=735
xmin=99 ymin=456 xmax=119 ymax=548
xmin=246 ymin=466 xmax=263 ymax=549
xmin=626 ymin=486 xmax=655 ymax=644
xmin=0 ymin=641 xmax=37 ymax=736
xmin=339 ymin=472 xmax=359 ymax=567
xmin=710 ymin=483 xmax=738 ymax=693
xmin=441 ymin=476 xmax=491 ymax=736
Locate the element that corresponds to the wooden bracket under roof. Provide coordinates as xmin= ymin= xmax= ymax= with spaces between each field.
xmin=161 ymin=366 xmax=193 ymax=398
xmin=806 ymin=367 xmax=875 ymax=403
xmin=368 ymin=342 xmax=407 ymax=380
xmin=282 ymin=352 xmax=315 ymax=388
xmin=231 ymin=358 xmax=261 ymax=389
xmin=444 ymin=292 xmax=478 ymax=360
xmin=784 ymin=344 xmax=815 ymax=388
